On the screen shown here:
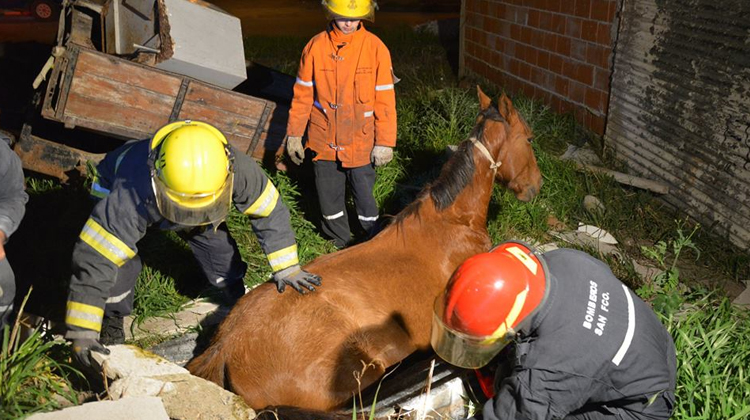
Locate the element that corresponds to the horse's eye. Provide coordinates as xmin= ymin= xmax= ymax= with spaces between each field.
xmin=527 ymin=137 xmax=534 ymax=143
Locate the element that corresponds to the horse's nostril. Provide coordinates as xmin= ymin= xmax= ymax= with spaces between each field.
xmin=524 ymin=185 xmax=539 ymax=201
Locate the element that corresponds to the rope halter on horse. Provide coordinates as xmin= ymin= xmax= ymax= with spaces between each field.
xmin=470 ymin=137 xmax=502 ymax=176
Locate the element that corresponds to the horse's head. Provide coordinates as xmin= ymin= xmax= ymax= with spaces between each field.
xmin=474 ymin=87 xmax=542 ymax=202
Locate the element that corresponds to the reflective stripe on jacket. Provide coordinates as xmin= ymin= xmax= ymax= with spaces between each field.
xmin=66 ymin=140 xmax=299 ymax=338
xmin=287 ymin=23 xmax=397 ymax=168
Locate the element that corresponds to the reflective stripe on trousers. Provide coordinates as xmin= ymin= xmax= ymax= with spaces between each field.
xmin=313 ymin=160 xmax=378 ymax=248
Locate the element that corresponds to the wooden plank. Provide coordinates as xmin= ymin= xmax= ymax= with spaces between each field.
xmin=575 ymin=163 xmax=670 ymax=195
xmin=184 ymin=81 xmax=268 ymax=117
xmin=65 ymin=91 xmax=170 ymax=139
xmin=68 ymin=71 xmax=176 ymax=112
xmin=177 ymin=101 xmax=259 ymax=139
xmin=76 ymin=49 xmax=181 ymax=97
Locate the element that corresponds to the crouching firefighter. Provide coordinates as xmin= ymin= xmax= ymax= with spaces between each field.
xmin=66 ymin=120 xmax=321 ymax=368
xmin=431 ymin=242 xmax=676 ymax=420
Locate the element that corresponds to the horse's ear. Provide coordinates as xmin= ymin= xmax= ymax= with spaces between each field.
xmin=477 ymin=85 xmax=492 ymax=111
xmin=497 ymin=93 xmax=515 ymax=120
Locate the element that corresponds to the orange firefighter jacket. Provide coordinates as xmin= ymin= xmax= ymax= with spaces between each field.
xmin=287 ymin=23 xmax=397 ymax=168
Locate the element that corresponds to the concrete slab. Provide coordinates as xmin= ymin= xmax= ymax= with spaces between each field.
xmin=157 ymin=0 xmax=247 ymax=89
xmin=92 ymin=345 xmax=188 ymax=381
xmin=26 ymin=396 xmax=169 ymax=420
xmin=732 ymin=281 xmax=750 ymax=308
xmin=124 ymin=300 xmax=228 ymax=341
xmin=88 ymin=345 xmax=255 ymax=419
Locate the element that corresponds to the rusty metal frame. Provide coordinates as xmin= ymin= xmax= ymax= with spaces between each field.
xmin=41 ymin=46 xmax=78 ymax=123
xmin=15 ymin=123 xmax=104 ymax=182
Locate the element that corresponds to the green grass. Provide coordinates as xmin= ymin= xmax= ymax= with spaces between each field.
xmin=638 ymin=229 xmax=750 ymax=420
xmin=244 ymin=35 xmax=309 ymax=75
xmin=131 ymin=266 xmax=190 ymax=327
xmin=0 ymin=291 xmax=81 ymax=419
xmin=24 ymin=176 xmax=62 ymax=195
xmin=662 ymin=293 xmax=750 ymax=420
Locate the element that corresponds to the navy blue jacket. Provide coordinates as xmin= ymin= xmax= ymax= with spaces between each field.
xmin=479 ymin=249 xmax=676 ymax=420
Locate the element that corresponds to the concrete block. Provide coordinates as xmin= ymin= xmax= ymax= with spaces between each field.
xmin=157 ymin=0 xmax=247 ymax=89
xmin=92 ymin=344 xmax=188 ymax=381
xmin=89 ymin=345 xmax=255 ymax=419
xmin=124 ymin=300 xmax=227 ymax=341
xmin=108 ymin=375 xmax=177 ymax=399
xmin=732 ymin=281 xmax=750 ymax=308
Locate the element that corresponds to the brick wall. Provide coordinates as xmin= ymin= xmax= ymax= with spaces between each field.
xmin=460 ymin=0 xmax=618 ymax=135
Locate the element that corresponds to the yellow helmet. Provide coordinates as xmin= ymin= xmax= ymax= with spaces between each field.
xmin=150 ymin=120 xmax=234 ymax=225
xmin=322 ymin=0 xmax=376 ymax=22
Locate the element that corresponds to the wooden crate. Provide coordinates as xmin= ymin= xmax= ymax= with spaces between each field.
xmin=41 ymin=45 xmax=284 ymax=161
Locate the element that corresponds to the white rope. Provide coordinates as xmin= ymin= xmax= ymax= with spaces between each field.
xmin=471 ymin=137 xmax=501 ymax=174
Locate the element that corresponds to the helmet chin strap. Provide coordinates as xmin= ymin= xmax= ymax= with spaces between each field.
xmin=470 ymin=137 xmax=502 ymax=175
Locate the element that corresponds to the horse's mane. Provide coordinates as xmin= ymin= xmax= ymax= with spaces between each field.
xmin=395 ymin=106 xmax=503 ymax=223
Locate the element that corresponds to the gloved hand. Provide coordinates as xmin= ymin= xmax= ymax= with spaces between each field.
xmin=71 ymin=338 xmax=110 ymax=369
xmin=286 ymin=136 xmax=305 ymax=165
xmin=371 ymin=145 xmax=393 ymax=167
xmin=272 ymin=265 xmax=321 ymax=294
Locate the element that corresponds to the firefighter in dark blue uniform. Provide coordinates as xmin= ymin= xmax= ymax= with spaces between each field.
xmin=0 ymin=139 xmax=28 ymax=329
xmin=431 ymin=242 xmax=676 ymax=420
xmin=66 ymin=120 xmax=321 ymax=367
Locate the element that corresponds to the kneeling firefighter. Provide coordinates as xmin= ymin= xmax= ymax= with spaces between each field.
xmin=431 ymin=242 xmax=676 ymax=420
xmin=66 ymin=120 xmax=321 ymax=367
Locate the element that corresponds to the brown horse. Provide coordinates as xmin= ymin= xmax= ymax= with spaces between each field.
xmin=187 ymin=87 xmax=542 ymax=411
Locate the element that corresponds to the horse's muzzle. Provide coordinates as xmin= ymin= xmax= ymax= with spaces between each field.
xmin=517 ymin=179 xmax=542 ymax=202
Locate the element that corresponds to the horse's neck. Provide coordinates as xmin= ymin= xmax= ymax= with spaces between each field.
xmin=408 ymin=147 xmax=497 ymax=252
xmin=444 ymin=143 xmax=498 ymax=230
xmin=455 ymin=163 xmax=496 ymax=228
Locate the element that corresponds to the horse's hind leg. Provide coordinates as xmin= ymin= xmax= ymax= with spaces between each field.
xmin=332 ymin=316 xmax=417 ymax=399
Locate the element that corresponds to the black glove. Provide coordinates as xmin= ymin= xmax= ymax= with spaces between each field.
xmin=71 ymin=338 xmax=110 ymax=369
xmin=272 ymin=265 xmax=321 ymax=294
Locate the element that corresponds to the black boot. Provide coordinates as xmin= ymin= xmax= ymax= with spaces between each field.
xmin=100 ymin=315 xmax=125 ymax=345
xmin=219 ymin=282 xmax=246 ymax=306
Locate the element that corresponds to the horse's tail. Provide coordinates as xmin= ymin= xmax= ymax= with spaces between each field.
xmin=186 ymin=342 xmax=226 ymax=387
xmin=257 ymin=407 xmax=379 ymax=420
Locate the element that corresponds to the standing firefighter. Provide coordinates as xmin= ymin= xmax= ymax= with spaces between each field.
xmin=66 ymin=120 xmax=321 ymax=367
xmin=431 ymin=242 xmax=676 ymax=420
xmin=0 ymin=139 xmax=28 ymax=329
xmin=285 ymin=0 xmax=397 ymax=248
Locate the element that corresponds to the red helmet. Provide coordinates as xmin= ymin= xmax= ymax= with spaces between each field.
xmin=430 ymin=241 xmax=549 ymax=368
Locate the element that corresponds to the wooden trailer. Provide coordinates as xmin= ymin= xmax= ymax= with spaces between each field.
xmin=15 ymin=0 xmax=291 ymax=181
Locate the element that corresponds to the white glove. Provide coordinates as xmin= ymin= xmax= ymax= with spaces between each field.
xmin=286 ymin=136 xmax=305 ymax=165
xmin=371 ymin=145 xmax=393 ymax=167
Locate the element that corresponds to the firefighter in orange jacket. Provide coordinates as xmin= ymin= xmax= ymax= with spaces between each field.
xmin=285 ymin=0 xmax=397 ymax=248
